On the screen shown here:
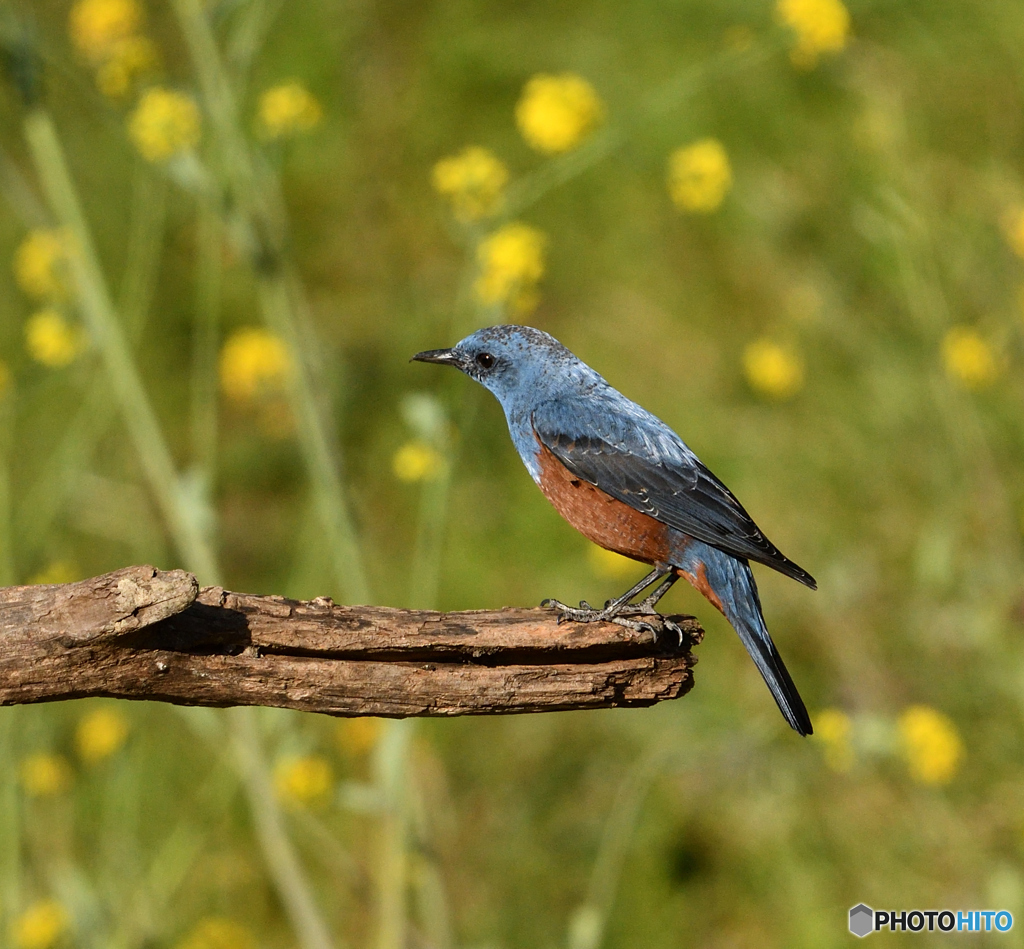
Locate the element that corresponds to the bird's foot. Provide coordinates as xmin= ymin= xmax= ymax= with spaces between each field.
xmin=541 ymin=598 xmax=686 ymax=647
xmin=540 ymin=598 xmax=613 ymax=624
xmin=541 ymin=598 xmax=673 ymax=638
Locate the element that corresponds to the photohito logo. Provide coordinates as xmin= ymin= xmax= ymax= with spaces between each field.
xmin=849 ymin=904 xmax=1013 ymax=937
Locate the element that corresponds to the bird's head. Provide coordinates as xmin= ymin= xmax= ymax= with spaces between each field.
xmin=412 ymin=324 xmax=585 ymax=407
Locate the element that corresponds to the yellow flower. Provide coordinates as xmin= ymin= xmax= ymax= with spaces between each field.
xmin=29 ymin=562 xmax=79 ymax=585
xmin=588 ymin=546 xmax=641 ymax=581
xmin=12 ymin=900 xmax=68 ymax=949
xmin=20 ymin=754 xmax=73 ymax=797
xmin=75 ymin=708 xmax=129 ymax=764
xmin=128 ymin=87 xmax=201 ymax=162
xmin=336 ymin=718 xmax=382 ymax=757
xmin=175 ymin=918 xmax=255 ymax=949
xmin=25 ymin=310 xmax=85 ymax=368
xmin=667 ymin=139 xmax=733 ymax=213
xmin=432 ymin=146 xmax=509 ymax=222
xmin=95 ymin=35 xmax=158 ymax=99
xmin=219 ymin=328 xmax=292 ymax=402
xmin=743 ymin=339 xmax=804 ymax=400
xmin=14 ymin=230 xmax=70 ymax=302
xmin=69 ymin=0 xmax=141 ymax=63
xmin=258 ymin=81 xmax=323 ymax=139
xmin=515 ymin=73 xmax=604 ymax=154
xmin=815 ymin=708 xmax=854 ymax=772
xmin=273 ymin=756 xmax=333 ymax=808
xmin=392 ymin=440 xmax=443 ymax=482
xmin=942 ymin=327 xmax=998 ymax=389
xmin=474 ymin=222 xmax=547 ymax=314
xmin=775 ymin=0 xmax=851 ymax=69
xmin=899 ymin=705 xmax=963 ymax=785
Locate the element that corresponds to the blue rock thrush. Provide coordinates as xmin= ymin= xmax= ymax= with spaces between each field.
xmin=413 ymin=324 xmax=815 ymax=735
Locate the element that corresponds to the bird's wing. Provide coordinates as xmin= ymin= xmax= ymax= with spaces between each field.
xmin=532 ymin=394 xmax=816 ymax=589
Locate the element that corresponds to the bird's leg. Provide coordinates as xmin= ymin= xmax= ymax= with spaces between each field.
xmin=610 ymin=570 xmax=686 ymax=646
xmin=612 ymin=571 xmax=679 ymax=616
xmin=542 ymin=567 xmax=669 ymax=628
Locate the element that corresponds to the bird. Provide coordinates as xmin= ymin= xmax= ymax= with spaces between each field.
xmin=412 ymin=324 xmax=815 ymax=735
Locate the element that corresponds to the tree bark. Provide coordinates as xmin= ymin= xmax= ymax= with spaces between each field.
xmin=0 ymin=565 xmax=702 ymax=716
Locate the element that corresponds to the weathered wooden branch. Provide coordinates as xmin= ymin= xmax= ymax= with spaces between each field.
xmin=0 ymin=565 xmax=702 ymax=716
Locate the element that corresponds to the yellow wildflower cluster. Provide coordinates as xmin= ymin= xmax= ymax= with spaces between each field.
xmin=432 ymin=146 xmax=509 ymax=222
xmin=775 ymin=0 xmax=851 ymax=68
xmin=258 ymin=82 xmax=323 ymax=139
xmin=70 ymin=0 xmax=140 ymax=61
xmin=475 ymin=222 xmax=547 ymax=314
xmin=393 ymin=440 xmax=443 ymax=482
xmin=25 ymin=310 xmax=85 ymax=368
xmin=898 ymin=705 xmax=963 ymax=785
xmin=942 ymin=327 xmax=999 ymax=389
xmin=336 ymin=717 xmax=382 ymax=757
xmin=667 ymin=139 xmax=733 ymax=213
xmin=175 ymin=918 xmax=255 ymax=949
xmin=588 ymin=546 xmax=640 ymax=581
xmin=14 ymin=230 xmax=70 ymax=302
xmin=128 ymin=87 xmax=201 ymax=162
xmin=20 ymin=754 xmax=73 ymax=797
xmin=69 ymin=0 xmax=157 ymax=99
xmin=219 ymin=328 xmax=292 ymax=402
xmin=76 ymin=708 xmax=129 ymax=764
xmin=743 ymin=339 xmax=804 ymax=400
xmin=516 ymin=73 xmax=604 ymax=154
xmin=273 ymin=755 xmax=333 ymax=808
xmin=12 ymin=900 xmax=68 ymax=949
xmin=815 ymin=708 xmax=854 ymax=772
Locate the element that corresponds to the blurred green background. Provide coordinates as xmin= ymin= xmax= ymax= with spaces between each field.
xmin=0 ymin=0 xmax=1023 ymax=946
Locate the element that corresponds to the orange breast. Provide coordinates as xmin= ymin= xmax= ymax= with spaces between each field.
xmin=534 ymin=442 xmax=673 ymax=565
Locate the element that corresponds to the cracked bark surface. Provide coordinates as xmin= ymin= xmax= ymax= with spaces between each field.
xmin=0 ymin=565 xmax=703 ymax=716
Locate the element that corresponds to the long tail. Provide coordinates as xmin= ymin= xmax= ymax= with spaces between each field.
xmin=677 ymin=542 xmax=813 ymax=736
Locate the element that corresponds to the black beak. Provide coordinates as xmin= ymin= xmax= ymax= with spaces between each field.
xmin=411 ymin=348 xmax=460 ymax=366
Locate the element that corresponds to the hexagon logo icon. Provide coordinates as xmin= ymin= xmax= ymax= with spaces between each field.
xmin=849 ymin=904 xmax=874 ymax=938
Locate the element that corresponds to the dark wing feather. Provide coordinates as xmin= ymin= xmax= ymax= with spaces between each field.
xmin=533 ymin=397 xmax=816 ymax=590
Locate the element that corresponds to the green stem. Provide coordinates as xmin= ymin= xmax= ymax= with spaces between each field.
xmin=229 ymin=708 xmax=338 ymax=949
xmin=407 ymin=458 xmax=452 ymax=610
xmin=568 ymin=740 xmax=674 ymax=949
xmin=22 ymin=109 xmax=218 ymax=582
xmin=190 ymin=192 xmax=222 ymax=488
xmin=225 ymin=0 xmax=288 ymax=92
xmin=372 ymin=720 xmax=415 ymax=949
xmin=258 ymin=276 xmax=369 ymax=602
xmin=24 ymin=104 xmax=336 ymax=949
xmin=0 ymin=708 xmax=21 ymax=924
xmin=16 ymin=160 xmax=167 ymax=562
xmin=0 ymin=393 xmax=14 ymax=586
xmin=171 ymin=0 xmax=369 ymax=603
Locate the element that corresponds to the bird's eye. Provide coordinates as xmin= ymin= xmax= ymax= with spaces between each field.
xmin=475 ymin=352 xmax=495 ymax=369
